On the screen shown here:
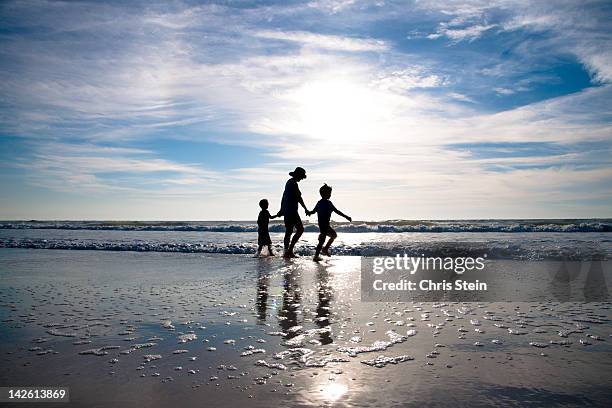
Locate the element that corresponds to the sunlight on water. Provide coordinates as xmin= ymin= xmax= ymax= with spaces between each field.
xmin=0 ymin=249 xmax=611 ymax=407
xmin=318 ymin=381 xmax=349 ymax=402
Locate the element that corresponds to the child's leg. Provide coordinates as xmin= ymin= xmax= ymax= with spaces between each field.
xmin=322 ymin=228 xmax=337 ymax=255
xmin=315 ymin=232 xmax=326 ymax=258
xmin=255 ymin=244 xmax=263 ymax=257
xmin=267 ymin=245 xmax=275 ymax=256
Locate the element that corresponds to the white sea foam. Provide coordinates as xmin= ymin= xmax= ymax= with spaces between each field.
xmin=2 ymin=219 xmax=610 ymax=233
xmin=2 ymin=236 xmax=606 ymax=260
xmin=361 ymin=355 xmax=415 ymax=368
xmin=2 ymin=218 xmax=609 ymax=260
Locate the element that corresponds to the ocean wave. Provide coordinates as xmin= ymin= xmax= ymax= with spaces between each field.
xmin=1 ymin=220 xmax=611 ymax=233
xmin=1 ymin=238 xmax=607 ymax=260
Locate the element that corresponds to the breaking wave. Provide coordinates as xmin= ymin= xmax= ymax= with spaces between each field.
xmin=1 ymin=219 xmax=610 ymax=233
xmin=1 ymin=237 xmax=608 ymax=260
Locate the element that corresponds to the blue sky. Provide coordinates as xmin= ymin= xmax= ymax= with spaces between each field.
xmin=0 ymin=0 xmax=611 ymax=220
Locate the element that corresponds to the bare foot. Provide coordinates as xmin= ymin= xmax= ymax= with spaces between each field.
xmin=321 ymin=249 xmax=331 ymax=256
xmin=284 ymin=247 xmax=299 ymax=258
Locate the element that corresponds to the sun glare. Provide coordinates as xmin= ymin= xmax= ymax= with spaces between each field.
xmin=319 ymin=382 xmax=349 ymax=402
xmin=289 ymin=78 xmax=391 ymax=142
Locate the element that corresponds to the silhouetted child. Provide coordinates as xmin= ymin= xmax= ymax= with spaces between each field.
xmin=256 ymin=199 xmax=276 ymax=257
xmin=307 ymin=184 xmax=352 ymax=261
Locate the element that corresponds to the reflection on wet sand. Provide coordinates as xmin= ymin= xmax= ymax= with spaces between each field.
xmin=315 ymin=264 xmax=333 ymax=345
xmin=255 ymin=261 xmax=270 ymax=323
xmin=1 ymin=250 xmax=611 ymax=408
xmin=278 ymin=265 xmax=302 ymax=340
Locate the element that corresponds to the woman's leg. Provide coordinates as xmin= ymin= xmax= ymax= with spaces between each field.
xmin=288 ymin=219 xmax=304 ymax=256
xmin=283 ymin=218 xmax=293 ymax=255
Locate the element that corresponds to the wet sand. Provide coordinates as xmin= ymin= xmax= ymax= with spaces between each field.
xmin=1 ymin=248 xmax=611 ymax=407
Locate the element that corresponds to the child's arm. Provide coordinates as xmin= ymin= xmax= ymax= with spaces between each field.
xmin=306 ymin=202 xmax=318 ymax=217
xmin=333 ymin=205 xmax=352 ymax=222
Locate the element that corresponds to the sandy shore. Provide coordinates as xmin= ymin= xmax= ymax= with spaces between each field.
xmin=1 ymin=249 xmax=611 ymax=407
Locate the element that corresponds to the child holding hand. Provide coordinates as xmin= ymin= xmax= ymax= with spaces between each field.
xmin=307 ymin=184 xmax=352 ymax=261
xmin=256 ymin=199 xmax=277 ymax=257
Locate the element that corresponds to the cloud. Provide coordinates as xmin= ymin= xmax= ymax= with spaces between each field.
xmin=307 ymin=0 xmax=357 ymax=14
xmin=447 ymin=92 xmax=476 ymax=103
xmin=419 ymin=0 xmax=612 ymax=84
xmin=0 ymin=0 xmax=610 ymax=218
xmin=428 ymin=23 xmax=497 ymax=42
xmin=252 ymin=30 xmax=388 ymax=52
xmin=15 ymin=142 xmax=224 ymax=196
xmin=493 ymin=87 xmax=515 ymax=95
xmin=501 ymin=6 xmax=612 ymax=84
xmin=372 ymin=68 xmax=446 ymax=92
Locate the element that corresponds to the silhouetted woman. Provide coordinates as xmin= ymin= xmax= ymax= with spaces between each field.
xmin=277 ymin=166 xmax=310 ymax=258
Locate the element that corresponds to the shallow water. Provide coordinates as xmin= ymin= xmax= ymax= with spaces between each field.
xmin=1 ymin=228 xmax=611 ymax=260
xmin=1 ymin=249 xmax=611 ymax=407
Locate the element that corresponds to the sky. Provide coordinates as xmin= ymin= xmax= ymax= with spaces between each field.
xmin=0 ymin=0 xmax=611 ymax=220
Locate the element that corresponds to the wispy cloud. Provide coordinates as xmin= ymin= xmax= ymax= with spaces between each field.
xmin=14 ymin=142 xmax=224 ymax=196
xmin=418 ymin=0 xmax=612 ymax=84
xmin=372 ymin=68 xmax=446 ymax=91
xmin=307 ymin=0 xmax=357 ymax=14
xmin=493 ymin=87 xmax=515 ymax=95
xmin=252 ymin=30 xmax=388 ymax=52
xmin=428 ymin=23 xmax=497 ymax=42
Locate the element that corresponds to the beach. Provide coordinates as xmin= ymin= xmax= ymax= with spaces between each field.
xmin=1 ymin=232 xmax=611 ymax=406
xmin=2 ymin=0 xmax=612 ymax=405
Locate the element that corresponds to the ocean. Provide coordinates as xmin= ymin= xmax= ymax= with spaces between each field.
xmin=1 ymin=219 xmax=611 ymax=260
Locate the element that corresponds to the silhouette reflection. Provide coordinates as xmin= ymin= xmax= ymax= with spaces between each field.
xmin=255 ymin=260 xmax=270 ymax=324
xmin=274 ymin=262 xmax=335 ymax=345
xmin=315 ymin=264 xmax=334 ymax=345
xmin=278 ymin=267 xmax=302 ymax=339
